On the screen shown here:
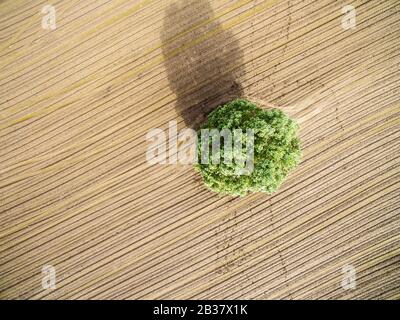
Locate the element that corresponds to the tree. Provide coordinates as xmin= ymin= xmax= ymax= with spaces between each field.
xmin=195 ymin=99 xmax=301 ymax=196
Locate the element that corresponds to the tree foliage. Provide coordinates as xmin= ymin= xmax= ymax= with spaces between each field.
xmin=195 ymin=99 xmax=301 ymax=196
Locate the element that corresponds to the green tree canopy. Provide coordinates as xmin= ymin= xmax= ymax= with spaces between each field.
xmin=195 ymin=99 xmax=301 ymax=196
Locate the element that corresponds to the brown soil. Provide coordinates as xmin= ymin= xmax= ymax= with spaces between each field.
xmin=0 ymin=0 xmax=399 ymax=299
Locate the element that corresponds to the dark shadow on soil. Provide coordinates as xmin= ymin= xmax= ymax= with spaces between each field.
xmin=161 ymin=0 xmax=245 ymax=129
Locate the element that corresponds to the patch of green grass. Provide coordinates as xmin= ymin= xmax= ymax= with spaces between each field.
xmin=195 ymin=99 xmax=301 ymax=196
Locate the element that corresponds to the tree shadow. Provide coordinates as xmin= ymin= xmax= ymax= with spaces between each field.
xmin=161 ymin=0 xmax=245 ymax=129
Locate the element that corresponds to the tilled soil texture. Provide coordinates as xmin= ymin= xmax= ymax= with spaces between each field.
xmin=0 ymin=0 xmax=399 ymax=299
